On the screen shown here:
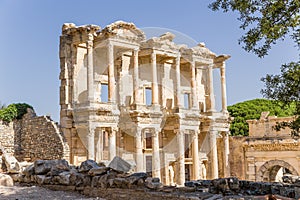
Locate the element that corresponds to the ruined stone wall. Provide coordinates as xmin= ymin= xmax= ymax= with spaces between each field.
xmin=0 ymin=121 xmax=14 ymax=154
xmin=0 ymin=110 xmax=69 ymax=162
xmin=247 ymin=115 xmax=294 ymax=137
xmin=229 ymin=136 xmax=246 ymax=180
xmin=217 ymin=137 xmax=224 ymax=178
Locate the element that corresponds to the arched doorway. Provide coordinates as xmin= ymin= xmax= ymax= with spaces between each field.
xmin=256 ymin=160 xmax=298 ymax=182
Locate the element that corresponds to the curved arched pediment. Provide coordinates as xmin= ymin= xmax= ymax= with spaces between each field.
xmin=100 ymin=21 xmax=145 ymax=41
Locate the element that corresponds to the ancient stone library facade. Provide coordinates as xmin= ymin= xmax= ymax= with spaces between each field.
xmin=59 ymin=21 xmax=230 ymax=186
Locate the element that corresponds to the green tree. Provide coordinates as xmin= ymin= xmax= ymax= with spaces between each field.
xmin=228 ymin=99 xmax=296 ymax=136
xmin=261 ymin=62 xmax=300 ymax=136
xmin=0 ymin=103 xmax=33 ymax=123
xmin=209 ymin=0 xmax=300 ymax=57
xmin=209 ymin=0 xmax=300 ymax=135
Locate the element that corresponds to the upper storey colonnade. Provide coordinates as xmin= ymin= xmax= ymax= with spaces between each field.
xmin=60 ymin=21 xmax=230 ymax=113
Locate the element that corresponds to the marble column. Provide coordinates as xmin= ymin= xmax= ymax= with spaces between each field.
xmin=152 ymin=130 xmax=161 ymax=179
xmin=208 ymin=65 xmax=216 ymax=112
xmin=87 ymin=33 xmax=94 ymax=102
xmin=192 ymin=130 xmax=200 ymax=180
xmin=191 ymin=61 xmax=197 ymax=109
xmin=108 ymin=42 xmax=116 ymax=102
xmin=175 ymin=54 xmax=181 ymax=107
xmin=87 ymin=125 xmax=95 ymax=160
xmin=210 ymin=130 xmax=218 ymax=179
xmin=95 ymin=129 xmax=102 ymax=162
xmin=177 ymin=130 xmax=185 ymax=185
xmin=223 ymin=131 xmax=230 ymax=177
xmin=220 ymin=63 xmax=228 ymax=113
xmin=133 ymin=48 xmax=140 ymax=104
xmin=151 ymin=51 xmax=158 ymax=105
xmin=109 ymin=127 xmax=117 ymax=160
xmin=135 ymin=127 xmax=144 ymax=172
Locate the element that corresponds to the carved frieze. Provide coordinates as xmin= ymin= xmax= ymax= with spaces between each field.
xmin=245 ymin=143 xmax=299 ymax=151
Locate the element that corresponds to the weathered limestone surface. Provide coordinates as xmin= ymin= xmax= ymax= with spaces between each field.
xmin=3 ymin=154 xmax=19 ymax=173
xmin=0 ymin=109 xmax=69 ymax=165
xmin=59 ymin=21 xmax=231 ymax=185
xmin=0 ymin=173 xmax=14 ymax=186
xmin=0 ymin=122 xmax=14 ymax=154
xmin=230 ymin=113 xmax=300 ymax=182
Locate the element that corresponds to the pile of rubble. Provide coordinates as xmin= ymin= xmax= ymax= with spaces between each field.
xmin=185 ymin=177 xmax=300 ymax=198
xmin=1 ymin=157 xmax=300 ymax=199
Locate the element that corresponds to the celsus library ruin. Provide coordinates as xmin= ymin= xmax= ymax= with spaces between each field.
xmin=59 ymin=21 xmax=231 ymax=186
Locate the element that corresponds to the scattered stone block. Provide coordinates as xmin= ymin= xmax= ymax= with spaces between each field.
xmin=22 ymin=164 xmax=35 ymax=176
xmin=3 ymin=154 xmax=19 ymax=173
xmin=0 ymin=173 xmax=13 ymax=186
xmin=88 ymin=167 xmax=110 ymax=176
xmin=108 ymin=156 xmax=133 ymax=173
xmin=79 ymin=160 xmax=99 ymax=173
xmin=34 ymin=159 xmax=69 ymax=175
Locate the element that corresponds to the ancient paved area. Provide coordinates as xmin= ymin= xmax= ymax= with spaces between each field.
xmin=0 ymin=185 xmax=105 ymax=200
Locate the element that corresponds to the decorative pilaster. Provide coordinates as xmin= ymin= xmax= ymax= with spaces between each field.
xmin=135 ymin=127 xmax=143 ymax=172
xmin=109 ymin=127 xmax=117 ymax=160
xmin=175 ymin=54 xmax=181 ymax=108
xmin=133 ymin=49 xmax=140 ymax=104
xmin=152 ymin=130 xmax=161 ymax=179
xmin=87 ymin=33 xmax=94 ymax=102
xmin=192 ymin=130 xmax=200 ymax=180
xmin=177 ymin=130 xmax=185 ymax=185
xmin=220 ymin=63 xmax=228 ymax=113
xmin=208 ymin=65 xmax=216 ymax=112
xmin=108 ymin=42 xmax=116 ymax=103
xmin=151 ymin=51 xmax=158 ymax=105
xmin=210 ymin=130 xmax=218 ymax=179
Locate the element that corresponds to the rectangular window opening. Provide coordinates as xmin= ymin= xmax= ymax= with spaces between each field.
xmin=183 ymin=93 xmax=190 ymax=109
xmin=145 ymin=132 xmax=152 ymax=149
xmin=184 ymin=134 xmax=191 ymax=158
xmin=101 ymin=83 xmax=108 ymax=102
xmin=145 ymin=87 xmax=152 ymax=106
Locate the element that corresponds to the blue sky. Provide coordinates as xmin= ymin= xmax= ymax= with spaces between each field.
xmin=0 ymin=0 xmax=298 ymax=122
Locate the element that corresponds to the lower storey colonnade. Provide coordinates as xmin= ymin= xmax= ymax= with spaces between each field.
xmin=81 ymin=125 xmax=229 ymax=185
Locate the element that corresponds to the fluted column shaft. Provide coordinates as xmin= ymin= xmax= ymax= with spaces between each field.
xmin=108 ymin=43 xmax=116 ymax=102
xmin=223 ymin=131 xmax=230 ymax=177
xmin=175 ymin=55 xmax=181 ymax=107
xmin=177 ymin=130 xmax=185 ymax=185
xmin=208 ymin=65 xmax=216 ymax=112
xmin=87 ymin=33 xmax=94 ymax=102
xmin=152 ymin=130 xmax=161 ymax=179
xmin=210 ymin=130 xmax=218 ymax=179
xmin=191 ymin=61 xmax=197 ymax=109
xmin=133 ymin=49 xmax=140 ymax=104
xmin=220 ymin=63 xmax=227 ymax=112
xmin=109 ymin=128 xmax=117 ymax=160
xmin=151 ymin=52 xmax=158 ymax=105
xmin=87 ymin=125 xmax=95 ymax=160
xmin=136 ymin=127 xmax=143 ymax=172
xmin=192 ymin=131 xmax=199 ymax=180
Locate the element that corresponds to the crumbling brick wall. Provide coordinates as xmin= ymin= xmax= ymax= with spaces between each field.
xmin=0 ymin=109 xmax=69 ymax=162
xmin=0 ymin=121 xmax=14 ymax=154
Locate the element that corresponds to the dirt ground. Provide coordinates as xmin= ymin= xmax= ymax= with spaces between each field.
xmin=0 ymin=184 xmax=105 ymax=200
